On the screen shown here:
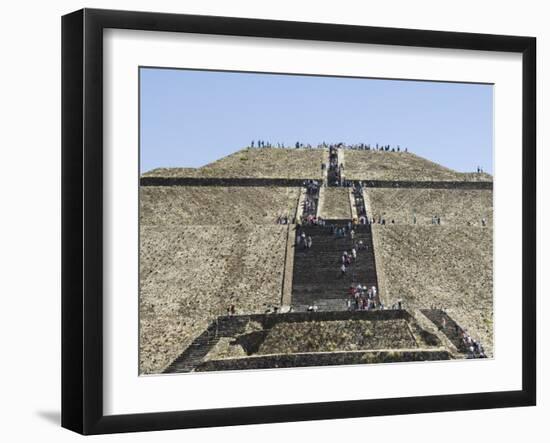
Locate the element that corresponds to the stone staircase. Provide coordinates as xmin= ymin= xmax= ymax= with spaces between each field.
xmin=290 ymin=220 xmax=379 ymax=311
xmin=353 ymin=184 xmax=367 ymax=218
xmin=302 ymin=181 xmax=320 ymax=218
xmin=327 ymin=147 xmax=341 ymax=186
xmin=163 ymin=316 xmax=251 ymax=373
xmin=420 ymin=309 xmax=471 ymax=353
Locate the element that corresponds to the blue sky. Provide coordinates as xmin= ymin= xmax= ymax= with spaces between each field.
xmin=140 ymin=68 xmax=493 ymax=174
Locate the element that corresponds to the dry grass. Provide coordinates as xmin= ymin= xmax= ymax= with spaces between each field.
xmin=257 ymin=319 xmax=417 ymax=353
xmin=139 ymin=185 xmax=302 ymax=373
xmin=344 ymin=150 xmax=492 ymax=182
xmin=140 ymin=186 xmax=300 ymax=226
xmin=139 ymin=224 xmax=288 ymax=374
xmin=143 ymin=147 xmax=326 ymax=179
xmin=372 ymin=225 xmax=493 ymax=355
xmin=366 ymin=188 xmax=493 ymax=226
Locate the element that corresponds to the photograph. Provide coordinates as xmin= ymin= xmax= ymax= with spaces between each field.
xmin=138 ymin=68 xmax=494 ymax=375
xmin=1 ymin=0 xmax=544 ymax=439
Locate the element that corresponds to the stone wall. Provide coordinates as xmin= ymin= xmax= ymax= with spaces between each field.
xmin=361 ymin=180 xmax=492 ymax=189
xmin=196 ymin=349 xmax=452 ymax=372
xmin=140 ymin=177 xmax=309 ymax=187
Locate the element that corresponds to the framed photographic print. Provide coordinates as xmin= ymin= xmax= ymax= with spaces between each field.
xmin=61 ymin=8 xmax=536 ymax=435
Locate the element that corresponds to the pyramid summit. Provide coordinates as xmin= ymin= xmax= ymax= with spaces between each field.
xmin=142 ymin=146 xmax=492 ymax=183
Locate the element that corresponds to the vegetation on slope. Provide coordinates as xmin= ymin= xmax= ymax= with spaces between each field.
xmin=320 ymin=187 xmax=351 ymax=219
xmin=142 ymin=147 xmax=326 ymax=179
xmin=139 ymin=225 xmax=288 ymax=374
xmin=140 ymin=186 xmax=300 ymax=226
xmin=344 ymin=150 xmax=492 ymax=182
xmin=366 ymin=188 xmax=493 ymax=226
xmin=372 ymin=225 xmax=493 ymax=356
xmin=257 ymin=319 xmax=418 ymax=353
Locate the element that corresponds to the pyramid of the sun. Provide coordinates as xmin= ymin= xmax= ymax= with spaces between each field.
xmin=140 ymin=147 xmax=493 ymax=374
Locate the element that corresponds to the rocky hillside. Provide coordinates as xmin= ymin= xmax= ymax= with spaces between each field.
xmin=139 ymin=185 xmax=302 ymax=373
xmin=143 ymin=147 xmax=327 ymax=180
xmin=140 ymin=224 xmax=288 ymax=374
xmin=372 ymin=225 xmax=493 ymax=355
xmin=365 ymin=188 xmax=493 ymax=226
xmin=344 ymin=150 xmax=492 ymax=182
xmin=141 ymin=186 xmax=300 ymax=226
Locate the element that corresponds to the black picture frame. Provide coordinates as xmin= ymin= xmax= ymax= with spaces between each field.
xmin=61 ymin=8 xmax=536 ymax=435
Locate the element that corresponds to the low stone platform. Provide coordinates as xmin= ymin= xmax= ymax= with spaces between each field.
xmin=164 ymin=310 xmax=445 ymax=373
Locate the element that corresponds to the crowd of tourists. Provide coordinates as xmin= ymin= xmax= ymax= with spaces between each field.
xmin=333 ymin=228 xmax=382 ymax=312
xmin=436 ymin=311 xmax=487 ymax=358
xmin=461 ymin=329 xmax=487 ymax=358
xmin=248 ymin=140 xmax=488 ymax=176
xmin=304 ymin=180 xmax=319 ymax=214
xmin=304 ymin=179 xmax=320 ymax=194
xmin=276 ymin=178 xmax=323 ymax=224
xmin=347 ymin=284 xmax=381 ymax=311
xmin=327 ymin=146 xmax=343 ymax=186
xmin=303 ymin=197 xmax=316 ymax=215
xmin=296 ymin=217 xmax=405 ymax=314
xmin=451 ymin=324 xmax=487 ymax=359
xmin=300 ymin=214 xmax=327 ymax=226
xmin=351 ymin=215 xmax=397 ymax=226
xmin=249 ymin=140 xmax=409 ymax=152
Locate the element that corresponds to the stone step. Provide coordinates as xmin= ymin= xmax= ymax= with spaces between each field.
xmin=291 ymin=187 xmax=378 ymax=312
xmin=292 ymin=276 xmax=378 ymax=285
xmin=292 ymin=300 xmax=349 ymax=311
